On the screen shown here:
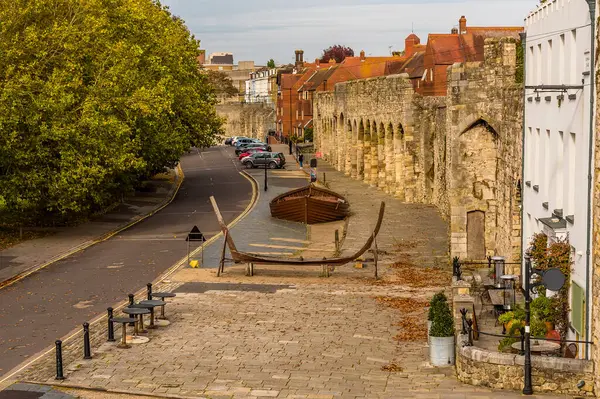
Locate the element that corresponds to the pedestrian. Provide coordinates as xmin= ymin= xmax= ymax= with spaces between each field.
xmin=299 ymin=153 xmax=304 ymax=168
xmin=288 ymin=140 xmax=292 ymax=155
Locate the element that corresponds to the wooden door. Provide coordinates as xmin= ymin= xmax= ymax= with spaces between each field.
xmin=467 ymin=211 xmax=485 ymax=260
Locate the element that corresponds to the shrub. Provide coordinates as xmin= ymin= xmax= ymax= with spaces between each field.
xmin=428 ymin=292 xmax=448 ymax=321
xmin=429 ymin=298 xmax=454 ymax=337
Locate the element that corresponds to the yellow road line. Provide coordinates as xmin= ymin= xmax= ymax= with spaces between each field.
xmin=0 ymin=166 xmax=259 ymax=387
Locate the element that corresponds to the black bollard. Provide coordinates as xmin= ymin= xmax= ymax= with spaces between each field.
xmin=83 ymin=322 xmax=92 ymax=359
xmin=55 ymin=340 xmax=65 ymax=380
xmin=147 ymin=283 xmax=152 ymax=300
xmin=107 ymin=308 xmax=115 ymax=342
xmin=128 ymin=294 xmax=135 ymax=326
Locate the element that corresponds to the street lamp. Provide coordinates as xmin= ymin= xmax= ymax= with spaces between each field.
xmin=522 ymin=253 xmax=566 ymax=395
xmin=492 ymin=256 xmax=505 ymax=288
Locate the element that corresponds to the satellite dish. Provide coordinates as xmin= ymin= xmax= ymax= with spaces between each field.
xmin=542 ymin=268 xmax=566 ymax=291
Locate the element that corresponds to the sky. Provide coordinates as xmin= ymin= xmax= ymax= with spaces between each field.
xmin=161 ymin=0 xmax=541 ymax=66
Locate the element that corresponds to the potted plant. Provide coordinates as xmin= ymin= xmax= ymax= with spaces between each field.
xmin=429 ymin=296 xmax=455 ymax=366
xmin=427 ymin=292 xmax=448 ymax=344
xmin=531 ymin=295 xmax=554 ymax=331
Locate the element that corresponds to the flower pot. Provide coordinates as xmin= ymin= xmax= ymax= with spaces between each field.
xmin=429 ymin=336 xmax=455 ymax=366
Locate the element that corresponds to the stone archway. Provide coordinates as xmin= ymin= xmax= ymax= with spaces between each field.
xmin=450 ymin=119 xmax=498 ymax=260
xmin=346 ymin=119 xmax=353 ymax=175
xmin=377 ymin=122 xmax=386 ymax=189
xmin=385 ymin=122 xmax=395 ymax=194
xmin=357 ymin=120 xmax=364 ymax=180
xmin=370 ymin=121 xmax=378 ymax=187
xmin=364 ymin=120 xmax=371 ymax=184
xmin=395 ymin=123 xmax=405 ymax=199
xmin=339 ymin=113 xmax=345 ymax=172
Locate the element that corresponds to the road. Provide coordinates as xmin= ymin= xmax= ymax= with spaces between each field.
xmin=0 ymin=146 xmax=252 ymax=378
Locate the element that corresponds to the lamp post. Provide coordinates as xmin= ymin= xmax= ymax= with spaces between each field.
xmin=522 ymin=253 xmax=566 ymax=395
xmin=264 ymin=159 xmax=268 ymax=191
xmin=492 ymin=256 xmax=505 ymax=288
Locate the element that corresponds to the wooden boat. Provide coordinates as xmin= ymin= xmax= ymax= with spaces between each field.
xmin=269 ymin=184 xmax=350 ymax=224
xmin=209 ymin=196 xmax=385 ymax=267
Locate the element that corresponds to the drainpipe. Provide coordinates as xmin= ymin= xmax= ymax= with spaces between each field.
xmin=520 ymin=32 xmax=527 ymax=288
xmin=584 ymin=0 xmax=595 ymax=360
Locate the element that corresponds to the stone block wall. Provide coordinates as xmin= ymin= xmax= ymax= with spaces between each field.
xmin=456 ymin=345 xmax=595 ymax=396
xmin=216 ymin=103 xmax=275 ymax=140
xmin=313 ymin=38 xmax=523 ymax=262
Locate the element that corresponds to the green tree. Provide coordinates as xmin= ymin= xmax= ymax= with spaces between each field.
xmin=205 ymin=70 xmax=239 ymax=101
xmin=267 ymin=59 xmax=276 ymax=68
xmin=0 ymin=0 xmax=222 ymax=224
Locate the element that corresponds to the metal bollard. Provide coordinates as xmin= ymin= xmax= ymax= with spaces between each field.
xmin=83 ymin=322 xmax=92 ymax=359
xmin=128 ymin=294 xmax=135 ymax=326
xmin=107 ymin=308 xmax=115 ymax=342
xmin=55 ymin=340 xmax=65 ymax=380
xmin=147 ymin=283 xmax=152 ymax=300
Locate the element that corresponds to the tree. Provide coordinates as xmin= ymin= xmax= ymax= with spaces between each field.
xmin=320 ymin=45 xmax=354 ymax=64
xmin=267 ymin=59 xmax=276 ymax=68
xmin=0 ymin=0 xmax=223 ymax=224
xmin=205 ymin=70 xmax=239 ymax=101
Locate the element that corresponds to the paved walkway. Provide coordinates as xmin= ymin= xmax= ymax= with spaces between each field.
xmin=0 ymin=170 xmax=180 ymax=287
xmin=8 ymin=150 xmax=570 ymax=398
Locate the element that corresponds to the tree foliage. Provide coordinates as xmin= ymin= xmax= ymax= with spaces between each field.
xmin=320 ymin=45 xmax=355 ymax=64
xmin=267 ymin=59 xmax=276 ymax=68
xmin=205 ymin=70 xmax=239 ymax=100
xmin=0 ymin=0 xmax=223 ymax=224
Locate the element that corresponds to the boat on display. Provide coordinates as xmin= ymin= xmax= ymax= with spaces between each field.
xmin=269 ymin=184 xmax=350 ymax=224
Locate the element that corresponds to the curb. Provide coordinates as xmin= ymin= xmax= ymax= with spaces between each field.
xmin=0 ymin=166 xmax=185 ymax=291
xmin=0 ymin=168 xmax=259 ymax=389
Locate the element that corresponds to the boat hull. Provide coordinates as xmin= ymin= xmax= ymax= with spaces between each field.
xmin=269 ymin=184 xmax=350 ymax=224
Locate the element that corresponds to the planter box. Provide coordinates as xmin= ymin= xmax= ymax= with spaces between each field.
xmin=429 ymin=336 xmax=455 ymax=366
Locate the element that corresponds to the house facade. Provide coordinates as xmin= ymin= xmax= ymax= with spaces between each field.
xmin=245 ymin=67 xmax=277 ymax=104
xmin=523 ymin=0 xmax=595 ymax=356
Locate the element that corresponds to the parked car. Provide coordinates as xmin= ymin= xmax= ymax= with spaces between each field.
xmin=235 ymin=143 xmax=271 ymax=155
xmin=225 ymin=137 xmax=233 ymax=145
xmin=238 ymin=148 xmax=266 ymax=160
xmin=233 ymin=137 xmax=257 ymax=147
xmin=241 ymin=152 xmax=286 ymax=169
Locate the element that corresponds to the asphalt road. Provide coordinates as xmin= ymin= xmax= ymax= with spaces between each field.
xmin=0 ymin=146 xmax=252 ymax=378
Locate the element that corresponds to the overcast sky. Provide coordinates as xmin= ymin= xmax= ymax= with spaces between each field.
xmin=161 ymin=0 xmax=540 ymax=65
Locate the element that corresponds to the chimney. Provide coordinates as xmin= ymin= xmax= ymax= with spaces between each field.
xmin=451 ymin=27 xmax=458 ymax=34
xmin=197 ymin=50 xmax=206 ymax=65
xmin=360 ymin=50 xmax=366 ymax=61
xmin=295 ymin=49 xmax=304 ymax=69
xmin=329 ymin=58 xmax=336 ymax=64
xmin=315 ymin=58 xmax=320 ymax=68
xmin=404 ymin=34 xmax=420 ymax=57
xmin=459 ymin=16 xmax=467 ymax=35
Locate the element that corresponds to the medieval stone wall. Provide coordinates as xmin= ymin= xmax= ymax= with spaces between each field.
xmin=314 ymin=38 xmax=523 ymax=262
xmin=216 ymin=103 xmax=275 ymax=140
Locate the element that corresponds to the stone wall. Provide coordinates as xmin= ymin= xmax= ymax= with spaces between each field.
xmin=216 ymin=103 xmax=275 ymax=140
xmin=456 ymin=344 xmax=595 ymax=396
xmin=313 ymin=38 xmax=523 ymax=262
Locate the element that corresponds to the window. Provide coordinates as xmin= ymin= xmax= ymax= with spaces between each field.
xmin=568 ymin=133 xmax=576 ymax=215
xmin=545 ymin=129 xmax=550 ymax=198
xmin=570 ymin=29 xmax=577 ymax=83
xmin=556 ymin=131 xmax=564 ymax=208
xmin=529 ymin=46 xmax=535 ymax=83
xmin=547 ymin=40 xmax=553 ymax=82
xmin=559 ymin=34 xmax=565 ymax=83
xmin=537 ymin=44 xmax=542 ymax=83
xmin=534 ymin=128 xmax=541 ymax=186
xmin=526 ymin=127 xmax=533 ymax=182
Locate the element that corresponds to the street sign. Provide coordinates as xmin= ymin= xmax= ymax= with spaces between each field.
xmin=310 ymin=159 xmax=317 ymax=168
xmin=186 ymin=226 xmax=206 ymax=242
xmin=541 ymin=268 xmax=566 ymax=291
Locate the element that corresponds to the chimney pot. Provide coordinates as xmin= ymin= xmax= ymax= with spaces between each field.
xmin=360 ymin=50 xmax=366 ymax=60
xmin=459 ymin=16 xmax=467 ymax=35
xmin=329 ymin=58 xmax=336 ymax=64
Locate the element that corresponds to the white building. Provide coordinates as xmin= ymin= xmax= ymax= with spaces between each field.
xmin=523 ymin=0 xmax=595 ymax=356
xmin=245 ymin=68 xmax=276 ymax=104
